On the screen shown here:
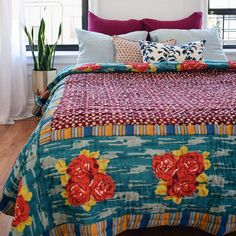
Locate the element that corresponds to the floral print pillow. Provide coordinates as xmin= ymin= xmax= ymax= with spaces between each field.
xmin=139 ymin=40 xmax=206 ymax=63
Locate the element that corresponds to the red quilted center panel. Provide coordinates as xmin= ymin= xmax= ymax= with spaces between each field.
xmin=51 ymin=71 xmax=236 ymax=130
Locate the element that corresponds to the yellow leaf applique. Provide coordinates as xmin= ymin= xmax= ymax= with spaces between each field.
xmin=24 ymin=216 xmax=32 ymax=227
xmin=172 ymin=145 xmax=188 ymax=158
xmin=55 ymin=160 xmax=67 ymax=174
xmin=164 ymin=196 xmax=182 ymax=204
xmin=126 ymin=65 xmax=133 ymax=69
xmin=202 ymin=151 xmax=210 ymax=159
xmin=89 ymin=151 xmax=100 ymax=159
xmin=196 ymin=172 xmax=208 ymax=183
xmin=176 ymin=65 xmax=181 ymax=71
xmin=65 ymin=199 xmax=70 ymax=206
xmin=15 ymin=222 xmax=25 ymax=233
xmin=197 ymin=184 xmax=209 ymax=197
xmin=80 ymin=150 xmax=100 ymax=159
xmin=61 ymin=190 xmax=68 ymax=199
xmin=80 ymin=149 xmax=90 ymax=156
xmin=20 ymin=186 xmax=32 ymax=202
xmin=97 ymin=159 xmax=110 ymax=173
xmin=82 ymin=198 xmax=96 ymax=212
xmin=60 ymin=174 xmax=70 ymax=186
xmin=149 ymin=65 xmax=157 ymax=72
xmin=204 ymin=159 xmax=211 ymax=170
xmin=15 ymin=216 xmax=32 ymax=232
xmin=155 ymin=181 xmax=167 ymax=195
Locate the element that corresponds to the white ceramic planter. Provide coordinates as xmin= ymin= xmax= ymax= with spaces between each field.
xmin=32 ymin=70 xmax=57 ymax=95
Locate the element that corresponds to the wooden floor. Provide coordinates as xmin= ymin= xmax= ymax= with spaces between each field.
xmin=0 ymin=119 xmax=235 ymax=236
xmin=0 ymin=118 xmax=38 ymax=236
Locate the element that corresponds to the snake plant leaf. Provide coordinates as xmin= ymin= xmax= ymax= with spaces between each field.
xmin=51 ymin=23 xmax=62 ymax=69
xmin=24 ymin=26 xmax=39 ymax=70
xmin=31 ymin=27 xmax=34 ymax=41
xmin=24 ymin=17 xmax=62 ymax=71
xmin=58 ymin=23 xmax=62 ymax=40
xmin=38 ymin=18 xmax=46 ymax=70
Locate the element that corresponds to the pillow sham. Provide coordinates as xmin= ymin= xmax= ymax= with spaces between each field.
xmin=150 ymin=29 xmax=227 ymax=61
xmin=75 ymin=29 xmax=148 ymax=64
xmin=113 ymin=36 xmax=176 ymax=64
xmin=142 ymin=12 xmax=202 ymax=32
xmin=113 ymin=36 xmax=143 ymax=63
xmin=88 ymin=11 xmax=144 ymax=35
xmin=139 ymin=40 xmax=206 ymax=63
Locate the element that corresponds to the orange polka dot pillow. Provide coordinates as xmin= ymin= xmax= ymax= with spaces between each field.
xmin=113 ymin=36 xmax=176 ymax=64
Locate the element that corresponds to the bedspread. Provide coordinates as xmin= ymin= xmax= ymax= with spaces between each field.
xmin=1 ymin=61 xmax=236 ymax=236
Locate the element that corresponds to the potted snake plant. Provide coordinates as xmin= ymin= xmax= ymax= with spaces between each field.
xmin=25 ymin=18 xmax=62 ymax=96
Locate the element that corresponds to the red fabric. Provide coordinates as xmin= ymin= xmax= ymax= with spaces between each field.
xmin=88 ymin=11 xmax=144 ymax=36
xmin=51 ymin=70 xmax=236 ymax=130
xmin=142 ymin=12 xmax=202 ymax=32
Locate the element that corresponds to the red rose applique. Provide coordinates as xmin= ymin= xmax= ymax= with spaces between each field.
xmin=229 ymin=61 xmax=236 ymax=69
xmin=75 ymin=64 xmax=102 ymax=72
xmin=66 ymin=155 xmax=99 ymax=184
xmin=12 ymin=195 xmax=30 ymax=227
xmin=177 ymin=152 xmax=205 ymax=176
xmin=90 ymin=173 xmax=115 ymax=201
xmin=55 ymin=149 xmax=115 ymax=211
xmin=152 ymin=146 xmax=211 ymax=204
xmin=66 ymin=180 xmax=91 ymax=206
xmin=12 ymin=180 xmax=33 ymax=232
xmin=152 ymin=153 xmax=177 ymax=181
xmin=178 ymin=60 xmax=208 ymax=71
xmin=131 ymin=63 xmax=150 ymax=72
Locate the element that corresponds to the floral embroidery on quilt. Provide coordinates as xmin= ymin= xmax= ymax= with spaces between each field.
xmin=12 ymin=180 xmax=33 ymax=232
xmin=177 ymin=60 xmax=208 ymax=71
xmin=55 ymin=150 xmax=115 ymax=211
xmin=152 ymin=146 xmax=211 ymax=204
xmin=229 ymin=61 xmax=236 ymax=69
xmin=74 ymin=63 xmax=102 ymax=72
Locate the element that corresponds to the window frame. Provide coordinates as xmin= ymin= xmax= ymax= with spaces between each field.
xmin=208 ymin=0 xmax=236 ymax=49
xmin=26 ymin=0 xmax=88 ymax=51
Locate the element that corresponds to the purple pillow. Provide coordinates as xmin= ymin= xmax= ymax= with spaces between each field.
xmin=142 ymin=12 xmax=203 ymax=32
xmin=88 ymin=11 xmax=144 ymax=36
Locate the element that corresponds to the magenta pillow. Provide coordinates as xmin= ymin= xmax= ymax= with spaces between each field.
xmin=142 ymin=12 xmax=203 ymax=32
xmin=88 ymin=11 xmax=144 ymax=36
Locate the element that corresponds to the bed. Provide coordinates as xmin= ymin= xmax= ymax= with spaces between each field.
xmin=1 ymin=1 xmax=236 ymax=235
xmin=1 ymin=60 xmax=236 ymax=236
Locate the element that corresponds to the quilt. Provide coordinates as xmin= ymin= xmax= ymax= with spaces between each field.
xmin=1 ymin=61 xmax=236 ymax=236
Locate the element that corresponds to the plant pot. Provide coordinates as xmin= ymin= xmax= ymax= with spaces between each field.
xmin=32 ymin=70 xmax=57 ymax=96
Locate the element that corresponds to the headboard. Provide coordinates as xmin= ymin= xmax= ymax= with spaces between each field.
xmin=89 ymin=0 xmax=208 ymax=28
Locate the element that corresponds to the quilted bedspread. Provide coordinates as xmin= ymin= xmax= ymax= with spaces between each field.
xmin=1 ymin=61 xmax=236 ymax=236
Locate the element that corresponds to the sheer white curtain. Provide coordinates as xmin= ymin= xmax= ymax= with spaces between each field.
xmin=0 ymin=0 xmax=31 ymax=124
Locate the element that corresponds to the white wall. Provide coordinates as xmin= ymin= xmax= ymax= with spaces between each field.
xmin=89 ymin=0 xmax=208 ymax=27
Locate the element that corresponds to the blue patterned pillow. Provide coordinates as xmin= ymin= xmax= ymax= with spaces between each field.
xmin=139 ymin=40 xmax=206 ymax=63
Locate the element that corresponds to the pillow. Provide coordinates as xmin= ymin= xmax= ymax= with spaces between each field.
xmin=139 ymin=40 xmax=206 ymax=63
xmin=150 ymin=29 xmax=227 ymax=61
xmin=113 ymin=36 xmax=177 ymax=64
xmin=88 ymin=11 xmax=144 ymax=35
xmin=113 ymin=36 xmax=143 ymax=64
xmin=75 ymin=29 xmax=148 ymax=64
xmin=142 ymin=12 xmax=202 ymax=32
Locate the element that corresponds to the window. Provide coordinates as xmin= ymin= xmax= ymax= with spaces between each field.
xmin=208 ymin=0 xmax=236 ymax=48
xmin=24 ymin=0 xmax=88 ymax=50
